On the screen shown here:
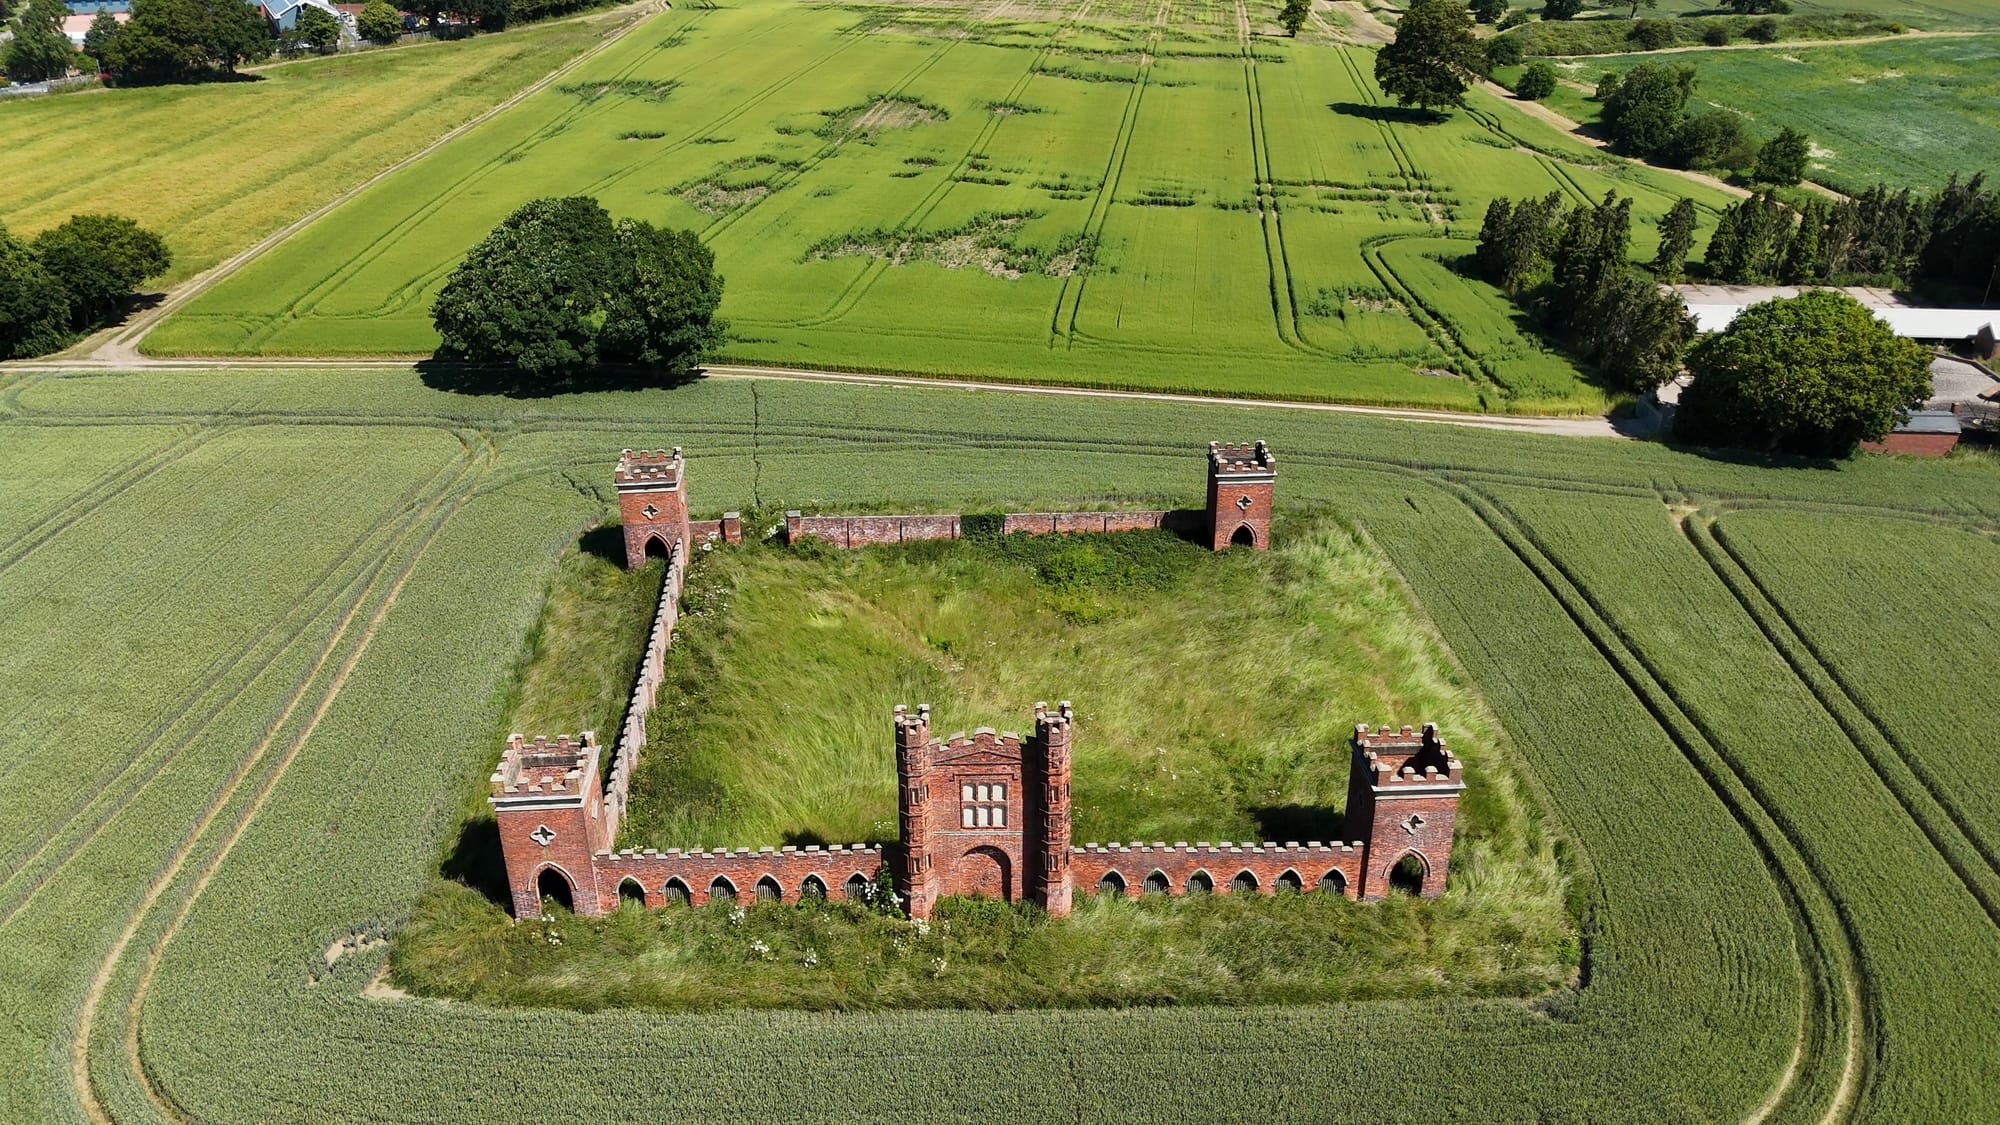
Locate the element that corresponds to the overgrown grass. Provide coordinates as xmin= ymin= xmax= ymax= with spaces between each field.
xmin=393 ymin=874 xmax=1574 ymax=1012
xmin=398 ymin=521 xmax=1571 ymax=1011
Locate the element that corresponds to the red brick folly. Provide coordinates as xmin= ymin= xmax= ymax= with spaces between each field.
xmin=486 ymin=441 xmax=1465 ymax=920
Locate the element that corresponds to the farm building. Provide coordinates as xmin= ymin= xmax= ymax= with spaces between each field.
xmin=1861 ymin=409 xmax=1964 ymax=457
xmin=1678 ymin=284 xmax=1998 ymax=358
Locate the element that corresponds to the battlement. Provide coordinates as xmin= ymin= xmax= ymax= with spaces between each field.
xmin=1354 ymin=722 xmax=1463 ymax=789
xmin=615 ymin=447 xmax=684 ymax=490
xmin=490 ymin=440 xmax=1458 ymax=919
xmin=489 ymin=733 xmax=600 ymax=800
xmin=1034 ymin=700 xmax=1073 ymax=738
xmin=1208 ymin=440 xmax=1275 ymax=479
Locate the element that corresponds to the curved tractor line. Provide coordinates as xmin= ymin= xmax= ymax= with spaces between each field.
xmin=66 ymin=438 xmax=495 ymax=1125
xmin=78 ymin=2 xmax=666 ymax=367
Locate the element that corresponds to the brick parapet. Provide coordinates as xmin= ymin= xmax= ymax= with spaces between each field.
xmin=785 ymin=512 xmax=962 ymax=548
xmin=1069 ymin=841 xmax=1365 ymax=899
xmin=601 ymin=542 xmax=685 ymax=840
xmin=590 ymin=844 xmax=888 ymax=911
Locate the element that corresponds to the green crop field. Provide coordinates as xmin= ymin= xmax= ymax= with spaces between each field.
xmin=144 ymin=0 xmax=1741 ymax=411
xmin=0 ymin=11 xmax=633 ymax=287
xmin=1562 ymin=34 xmax=2000 ymax=192
xmin=4 ymin=366 xmax=2000 ymax=1121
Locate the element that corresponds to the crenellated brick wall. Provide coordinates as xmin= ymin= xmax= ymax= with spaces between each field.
xmin=590 ymin=844 xmax=888 ymax=911
xmin=1071 ymin=841 xmax=1365 ymax=899
xmin=488 ymin=441 xmax=1463 ymax=922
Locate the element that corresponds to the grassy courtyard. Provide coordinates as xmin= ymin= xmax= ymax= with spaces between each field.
xmin=396 ymin=521 xmax=1571 ymax=1011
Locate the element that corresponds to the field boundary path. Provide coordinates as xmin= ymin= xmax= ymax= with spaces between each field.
xmin=0 ymin=357 xmax=1631 ymax=435
xmin=1557 ymin=27 xmax=1988 ymax=60
xmin=67 ymin=0 xmax=667 ymax=368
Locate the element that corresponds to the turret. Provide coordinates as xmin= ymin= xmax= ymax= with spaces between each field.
xmin=1032 ymin=701 xmax=1075 ymax=916
xmin=1206 ymin=440 xmax=1275 ymax=551
xmin=489 ymin=733 xmax=608 ymax=918
xmin=895 ymin=704 xmax=938 ymax=919
xmin=1345 ymin=723 xmax=1464 ymax=901
xmin=615 ymin=447 xmax=689 ymax=569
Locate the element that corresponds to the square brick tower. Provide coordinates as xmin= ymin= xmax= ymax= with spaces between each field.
xmin=895 ymin=702 xmax=1077 ymax=920
xmin=616 ymin=447 xmax=689 ymax=569
xmin=1207 ymin=440 xmax=1275 ymax=551
xmin=489 ymin=733 xmax=609 ymax=919
xmin=1345 ymin=723 xmax=1464 ymax=901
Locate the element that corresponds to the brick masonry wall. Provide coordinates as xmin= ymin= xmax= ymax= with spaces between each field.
xmin=592 ymin=845 xmax=888 ymax=910
xmin=1069 ymin=842 xmax=1364 ymax=900
xmin=791 ymin=509 xmax=1209 ymax=548
xmin=787 ymin=512 xmax=963 ymax=548
xmin=1861 ymin=432 xmax=1959 ymax=457
xmin=600 ymin=542 xmax=685 ymax=844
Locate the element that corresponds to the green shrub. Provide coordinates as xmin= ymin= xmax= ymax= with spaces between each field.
xmin=1515 ymin=61 xmax=1557 ymax=101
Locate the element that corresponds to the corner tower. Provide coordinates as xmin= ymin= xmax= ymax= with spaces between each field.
xmin=616 ymin=447 xmax=688 ymax=569
xmin=1345 ymin=723 xmax=1464 ymax=901
xmin=1206 ymin=440 xmax=1275 ymax=550
xmin=489 ymin=733 xmax=609 ymax=918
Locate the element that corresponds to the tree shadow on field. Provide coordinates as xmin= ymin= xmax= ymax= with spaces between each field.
xmin=1250 ymin=804 xmax=1346 ymax=843
xmin=416 ymin=358 xmax=707 ymax=399
xmin=1329 ymin=102 xmax=1449 ymax=126
xmin=442 ymin=816 xmax=511 ymax=906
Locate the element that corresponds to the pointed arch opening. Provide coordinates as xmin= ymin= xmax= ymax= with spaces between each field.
xmin=755 ymin=876 xmax=783 ymax=903
xmin=1230 ymin=869 xmax=1259 ymax=894
xmin=617 ymin=877 xmax=647 ymax=908
xmin=1389 ymin=853 xmax=1429 ymax=896
xmin=1186 ymin=870 xmax=1214 ymax=895
xmin=801 ymin=874 xmax=828 ymax=902
xmin=1143 ymin=870 xmax=1170 ymax=896
xmin=1318 ymin=869 xmax=1347 ymax=896
xmin=1096 ymin=870 xmax=1126 ymax=898
xmin=536 ymin=867 xmax=574 ymax=913
xmin=1275 ymin=869 xmax=1303 ymax=894
xmin=663 ymin=877 xmax=692 ymax=906
xmin=708 ymin=875 xmax=738 ymax=905
xmin=644 ymin=534 xmax=671 ymax=560
xmin=1230 ymin=523 xmax=1257 ymax=547
xmin=843 ymin=872 xmax=871 ymax=902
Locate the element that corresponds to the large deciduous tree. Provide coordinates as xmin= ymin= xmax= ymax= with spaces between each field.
xmin=1599 ymin=63 xmax=1695 ymax=158
xmin=0 ymin=223 xmax=74 ymax=359
xmin=1373 ymin=0 xmax=1480 ymax=113
xmin=83 ymin=8 xmax=125 ymax=69
xmin=4 ymin=0 xmax=78 ymax=82
xmin=356 ymin=0 xmax=401 ymax=40
xmin=432 ymin=197 xmax=726 ymax=381
xmin=102 ymin=0 xmax=274 ymax=84
xmin=30 ymin=214 xmax=172 ymax=328
xmin=1676 ymin=290 xmax=1932 ymax=456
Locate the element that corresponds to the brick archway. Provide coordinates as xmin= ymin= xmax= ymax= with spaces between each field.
xmin=1388 ymin=852 xmax=1430 ymax=895
xmin=957 ymin=846 xmax=1012 ymax=902
xmin=1230 ymin=523 xmax=1257 ymax=548
xmin=535 ymin=866 xmax=575 ymax=913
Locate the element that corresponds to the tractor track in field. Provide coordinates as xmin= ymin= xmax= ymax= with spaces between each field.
xmin=64 ymin=1 xmax=667 ymax=369
xmin=1452 ymin=481 xmax=1863 ymax=1124
xmin=1045 ymin=0 xmax=1157 ymax=348
xmin=1690 ymin=511 xmax=2000 ymax=922
xmin=0 ymin=433 xmax=481 ymax=931
xmin=66 ymin=434 xmax=497 ymax=1125
xmin=794 ymin=0 xmax=1109 ymax=333
xmin=0 ymin=425 xmax=214 ymax=579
